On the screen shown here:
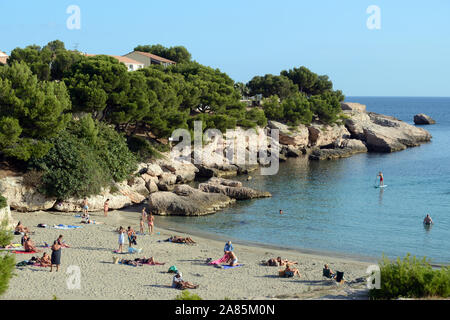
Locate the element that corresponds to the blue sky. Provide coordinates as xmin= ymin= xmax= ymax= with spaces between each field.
xmin=1 ymin=0 xmax=449 ymax=96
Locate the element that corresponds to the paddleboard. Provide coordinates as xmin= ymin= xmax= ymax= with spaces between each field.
xmin=374 ymin=185 xmax=388 ymax=188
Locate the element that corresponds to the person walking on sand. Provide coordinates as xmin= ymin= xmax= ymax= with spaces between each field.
xmin=147 ymin=211 xmax=154 ymax=235
xmin=104 ymin=199 xmax=110 ymax=217
xmin=50 ymin=240 xmax=62 ymax=272
xmin=377 ymin=172 xmax=384 ymax=187
xmin=118 ymin=226 xmax=125 ymax=253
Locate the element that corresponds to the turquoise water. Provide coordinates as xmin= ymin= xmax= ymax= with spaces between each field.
xmin=156 ymin=97 xmax=450 ymax=263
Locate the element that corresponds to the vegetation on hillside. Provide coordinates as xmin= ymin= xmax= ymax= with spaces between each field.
xmin=0 ymin=40 xmax=345 ymax=199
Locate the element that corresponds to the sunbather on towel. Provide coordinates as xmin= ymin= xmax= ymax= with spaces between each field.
xmin=172 ymin=272 xmax=199 ymax=290
xmin=227 ymin=252 xmax=239 ymax=266
xmin=24 ymin=237 xmax=41 ymax=253
xmin=120 ymin=259 xmax=143 ymax=266
xmin=15 ymin=221 xmax=30 ymax=234
xmin=37 ymin=253 xmax=51 ymax=267
xmin=166 ymin=236 xmax=196 ymax=244
xmin=279 ymin=264 xmax=301 ymax=278
xmin=136 ymin=257 xmax=165 ymax=265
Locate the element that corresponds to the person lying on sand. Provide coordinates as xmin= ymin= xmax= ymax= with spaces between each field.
xmin=166 ymin=236 xmax=196 ymax=244
xmin=120 ymin=259 xmax=143 ymax=266
xmin=15 ymin=221 xmax=30 ymax=234
xmin=24 ymin=237 xmax=41 ymax=253
xmin=135 ymin=257 xmax=165 ymax=265
xmin=263 ymin=257 xmax=298 ymax=266
xmin=279 ymin=264 xmax=301 ymax=278
xmin=172 ymin=272 xmax=199 ymax=290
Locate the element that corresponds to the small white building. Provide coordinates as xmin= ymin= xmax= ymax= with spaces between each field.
xmin=0 ymin=50 xmax=8 ymax=65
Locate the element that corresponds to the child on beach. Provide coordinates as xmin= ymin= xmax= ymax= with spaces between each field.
xmin=82 ymin=198 xmax=89 ymax=219
xmin=127 ymin=226 xmax=137 ymax=247
xmin=118 ymin=226 xmax=125 ymax=253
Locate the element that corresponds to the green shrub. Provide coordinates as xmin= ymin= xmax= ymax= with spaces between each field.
xmin=0 ymin=196 xmax=6 ymax=209
xmin=95 ymin=122 xmax=137 ymax=182
xmin=370 ymin=254 xmax=450 ymax=300
xmin=127 ymin=135 xmax=164 ymax=161
xmin=30 ymin=130 xmax=111 ymax=199
xmin=175 ymin=290 xmax=202 ymax=300
xmin=0 ymin=219 xmax=15 ymax=296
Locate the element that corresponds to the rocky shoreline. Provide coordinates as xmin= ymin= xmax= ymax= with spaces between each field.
xmin=0 ymin=102 xmax=432 ymax=217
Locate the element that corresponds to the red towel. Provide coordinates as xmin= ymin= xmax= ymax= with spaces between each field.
xmin=12 ymin=251 xmax=36 ymax=254
xmin=208 ymin=254 xmax=230 ymax=265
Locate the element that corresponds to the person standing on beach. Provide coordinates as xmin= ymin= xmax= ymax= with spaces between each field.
xmin=118 ymin=226 xmax=125 ymax=253
xmin=147 ymin=211 xmax=154 ymax=235
xmin=82 ymin=198 xmax=89 ymax=219
xmin=50 ymin=240 xmax=61 ymax=272
xmin=104 ymin=199 xmax=110 ymax=217
xmin=140 ymin=207 xmax=147 ymax=234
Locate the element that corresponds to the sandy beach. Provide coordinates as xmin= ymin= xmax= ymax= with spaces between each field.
xmin=2 ymin=208 xmax=374 ymax=300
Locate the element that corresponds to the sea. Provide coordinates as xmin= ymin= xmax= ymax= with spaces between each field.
xmin=153 ymin=97 xmax=450 ymax=264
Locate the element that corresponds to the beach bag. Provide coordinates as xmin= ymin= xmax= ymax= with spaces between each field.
xmin=37 ymin=224 xmax=47 ymax=228
xmin=168 ymin=265 xmax=178 ymax=273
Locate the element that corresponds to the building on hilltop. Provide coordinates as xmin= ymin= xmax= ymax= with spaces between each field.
xmin=123 ymin=51 xmax=176 ymax=68
xmin=83 ymin=53 xmax=145 ymax=71
xmin=0 ymin=51 xmax=8 ymax=65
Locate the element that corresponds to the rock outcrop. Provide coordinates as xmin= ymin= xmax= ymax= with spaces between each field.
xmin=0 ymin=204 xmax=15 ymax=230
xmin=307 ymin=123 xmax=351 ymax=148
xmin=148 ymin=185 xmax=235 ymax=216
xmin=344 ymin=109 xmax=432 ymax=153
xmin=414 ymin=114 xmax=436 ymax=125
xmin=268 ymin=121 xmax=309 ymax=148
xmin=309 ymin=139 xmax=368 ymax=160
xmin=0 ymin=177 xmax=56 ymax=212
xmin=199 ymin=177 xmax=272 ymax=200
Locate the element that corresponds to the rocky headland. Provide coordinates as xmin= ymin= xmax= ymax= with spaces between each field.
xmin=0 ymin=102 xmax=432 ymax=216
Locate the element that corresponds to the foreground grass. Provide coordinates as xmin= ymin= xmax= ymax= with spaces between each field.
xmin=370 ymin=254 xmax=450 ymax=300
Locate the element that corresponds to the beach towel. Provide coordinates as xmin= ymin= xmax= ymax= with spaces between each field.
xmin=12 ymin=250 xmax=36 ymax=254
xmin=52 ymin=224 xmax=82 ymax=230
xmin=221 ymin=264 xmax=244 ymax=269
xmin=32 ymin=263 xmax=47 ymax=267
xmin=208 ymin=254 xmax=230 ymax=265
xmin=128 ymin=247 xmax=142 ymax=254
